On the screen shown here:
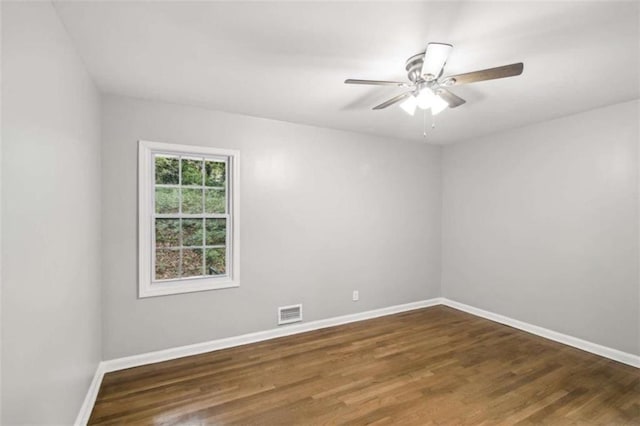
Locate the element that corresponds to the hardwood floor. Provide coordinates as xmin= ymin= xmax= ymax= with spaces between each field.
xmin=89 ymin=306 xmax=639 ymax=425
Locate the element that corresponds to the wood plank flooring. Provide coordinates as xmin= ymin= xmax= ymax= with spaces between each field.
xmin=89 ymin=306 xmax=639 ymax=425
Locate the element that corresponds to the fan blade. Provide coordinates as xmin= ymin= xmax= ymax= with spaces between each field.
xmin=436 ymin=88 xmax=466 ymax=108
xmin=373 ymin=92 xmax=412 ymax=110
xmin=345 ymin=79 xmax=409 ymax=87
xmin=443 ymin=62 xmax=524 ymax=86
xmin=421 ymin=42 xmax=453 ymax=81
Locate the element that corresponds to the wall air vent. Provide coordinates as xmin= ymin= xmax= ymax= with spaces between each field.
xmin=278 ymin=304 xmax=302 ymax=325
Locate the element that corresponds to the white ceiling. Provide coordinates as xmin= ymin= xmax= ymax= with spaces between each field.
xmin=53 ymin=1 xmax=639 ymax=144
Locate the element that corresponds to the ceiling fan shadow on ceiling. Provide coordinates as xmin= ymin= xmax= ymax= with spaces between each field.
xmin=344 ymin=42 xmax=524 ymax=116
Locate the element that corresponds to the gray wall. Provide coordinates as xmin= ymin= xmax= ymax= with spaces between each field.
xmin=1 ymin=2 xmax=102 ymax=424
xmin=442 ymin=100 xmax=640 ymax=355
xmin=101 ymin=95 xmax=442 ymax=359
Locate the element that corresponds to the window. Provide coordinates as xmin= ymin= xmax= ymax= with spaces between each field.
xmin=138 ymin=140 xmax=240 ymax=297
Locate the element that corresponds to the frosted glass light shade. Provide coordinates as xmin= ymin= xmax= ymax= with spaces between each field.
xmin=416 ymin=87 xmax=436 ymax=109
xmin=431 ymin=95 xmax=449 ymax=115
xmin=400 ymin=95 xmax=418 ymax=115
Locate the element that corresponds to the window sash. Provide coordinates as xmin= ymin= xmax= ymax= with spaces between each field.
xmin=151 ymin=218 xmax=230 ymax=283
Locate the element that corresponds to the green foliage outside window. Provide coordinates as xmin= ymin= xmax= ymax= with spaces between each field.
xmin=205 ymin=189 xmax=225 ymax=213
xmin=182 ymin=158 xmax=203 ymax=186
xmin=182 ymin=219 xmax=203 ymax=246
xmin=155 ymin=157 xmax=179 ymax=184
xmin=205 ymin=161 xmax=225 ymax=186
xmin=182 ymin=188 xmax=203 ymax=214
xmin=155 ymin=188 xmax=179 ymax=213
xmin=156 ymin=219 xmax=180 ymax=247
xmin=206 ymin=219 xmax=226 ymax=245
xmin=206 ymin=248 xmax=226 ymax=275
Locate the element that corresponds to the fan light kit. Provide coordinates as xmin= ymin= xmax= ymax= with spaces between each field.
xmin=345 ymin=42 xmax=524 ymax=117
xmin=401 ymin=87 xmax=450 ymax=116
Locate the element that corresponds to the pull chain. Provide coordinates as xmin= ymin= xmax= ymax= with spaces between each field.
xmin=423 ymin=110 xmax=436 ymax=141
xmin=423 ymin=109 xmax=427 ymax=139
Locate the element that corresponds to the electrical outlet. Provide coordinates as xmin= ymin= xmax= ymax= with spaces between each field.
xmin=352 ymin=290 xmax=359 ymax=301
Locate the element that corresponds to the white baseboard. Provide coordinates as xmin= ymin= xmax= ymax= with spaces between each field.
xmin=76 ymin=296 xmax=639 ymax=424
xmin=74 ymin=361 xmax=106 ymax=426
xmin=101 ymin=298 xmax=442 ymax=373
xmin=441 ymin=298 xmax=640 ymax=369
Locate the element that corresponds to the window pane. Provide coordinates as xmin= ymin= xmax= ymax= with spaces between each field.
xmin=155 ymin=249 xmax=180 ymax=280
xmin=182 ymin=248 xmax=204 ymax=277
xmin=155 ymin=187 xmax=180 ymax=214
xmin=155 ymin=219 xmax=180 ymax=247
xmin=205 ymin=160 xmax=226 ymax=187
xmin=181 ymin=158 xmax=203 ymax=186
xmin=182 ymin=188 xmax=203 ymax=214
xmin=206 ymin=248 xmax=226 ymax=275
xmin=155 ymin=156 xmax=179 ymax=184
xmin=182 ymin=219 xmax=203 ymax=247
xmin=205 ymin=189 xmax=225 ymax=214
xmin=206 ymin=218 xmax=226 ymax=245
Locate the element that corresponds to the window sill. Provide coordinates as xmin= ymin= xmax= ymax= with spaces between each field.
xmin=139 ymin=279 xmax=240 ymax=298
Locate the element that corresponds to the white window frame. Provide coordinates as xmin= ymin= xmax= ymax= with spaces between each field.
xmin=138 ymin=140 xmax=240 ymax=298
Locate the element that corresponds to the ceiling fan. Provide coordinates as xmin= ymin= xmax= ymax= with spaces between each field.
xmin=345 ymin=43 xmax=523 ymax=116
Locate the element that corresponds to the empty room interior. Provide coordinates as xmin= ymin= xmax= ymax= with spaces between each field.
xmin=2 ymin=1 xmax=640 ymax=424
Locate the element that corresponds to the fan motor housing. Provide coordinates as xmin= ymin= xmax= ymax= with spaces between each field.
xmin=405 ymin=53 xmax=425 ymax=82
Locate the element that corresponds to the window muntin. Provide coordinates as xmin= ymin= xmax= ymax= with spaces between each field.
xmin=139 ymin=141 xmax=239 ymax=297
